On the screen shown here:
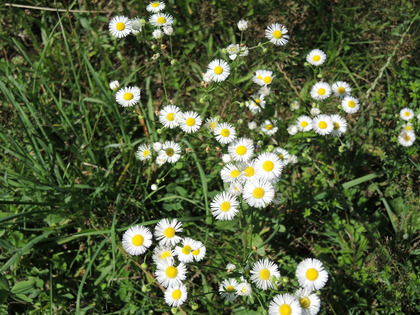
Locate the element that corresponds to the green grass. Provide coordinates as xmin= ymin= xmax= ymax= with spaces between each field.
xmin=1 ymin=0 xmax=419 ymax=314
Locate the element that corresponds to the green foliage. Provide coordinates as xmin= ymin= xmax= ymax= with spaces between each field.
xmin=0 ymin=0 xmax=419 ymax=314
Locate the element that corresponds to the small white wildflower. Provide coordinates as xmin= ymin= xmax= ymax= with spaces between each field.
xmin=288 ymin=125 xmax=298 ymax=135
xmin=248 ymin=121 xmax=257 ymax=130
xmin=310 ymin=107 xmax=321 ymax=116
xmin=222 ymin=154 xmax=232 ymax=163
xmin=153 ymin=29 xmax=163 ymax=39
xmin=238 ymin=20 xmax=248 ymax=31
xmin=151 ymin=184 xmax=158 ymax=191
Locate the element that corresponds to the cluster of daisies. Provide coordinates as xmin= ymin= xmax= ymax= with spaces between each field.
xmin=122 ymin=218 xmax=206 ymax=307
xmin=398 ymin=108 xmax=417 ymax=147
xmin=220 ymin=258 xmax=328 ymax=315
xmin=108 ymin=1 xmax=174 ymax=40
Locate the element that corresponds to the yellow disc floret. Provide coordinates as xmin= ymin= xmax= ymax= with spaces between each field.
xmin=306 ymin=268 xmax=319 ymax=281
xmin=116 ymin=22 xmax=125 ymax=31
xmin=259 ymin=268 xmax=270 ymax=280
xmin=186 ymin=118 xmax=195 ymax=126
xmin=157 ymin=17 xmax=166 ymax=24
xmin=236 ymin=145 xmax=247 ymax=155
xmin=124 ymin=92 xmax=133 ymax=100
xmin=279 ymin=304 xmax=292 ymax=315
xmin=214 ymin=66 xmax=223 ymax=75
xmin=220 ymin=201 xmax=231 ymax=212
xmin=167 ymin=113 xmax=174 ymax=121
xmin=253 ymin=187 xmax=265 ymax=199
xmin=319 ymin=121 xmax=327 ymax=129
xmin=165 ymin=265 xmax=178 ymax=278
xmin=132 ymin=234 xmax=144 ymax=246
xmin=163 ymin=227 xmax=175 ymax=238
xmin=182 ymin=245 xmax=191 ymax=255
xmin=273 ymin=30 xmax=282 ymax=39
xmin=348 ymin=100 xmax=356 ymax=108
xmin=318 ymin=88 xmax=325 ymax=96
xmin=172 ymin=289 xmax=182 ymax=300
xmin=299 ymin=296 xmax=311 ymax=309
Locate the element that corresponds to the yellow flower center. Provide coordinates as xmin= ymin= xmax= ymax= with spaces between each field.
xmin=230 ymin=169 xmax=240 ymax=178
xmin=165 ymin=266 xmax=178 ymax=278
xmin=301 ymin=121 xmax=308 ymax=127
xmin=404 ymin=111 xmax=410 ymax=117
xmin=167 ymin=113 xmax=174 ymax=121
xmin=244 ymin=166 xmax=255 ymax=177
xmin=143 ymin=149 xmax=150 ymax=157
xmin=306 ymin=268 xmax=319 ymax=281
xmin=241 ymin=286 xmax=247 ymax=293
xmin=172 ymin=289 xmax=182 ymax=300
xmin=182 ymin=245 xmax=191 ymax=255
xmin=214 ymin=66 xmax=223 ymax=75
xmin=123 ymin=92 xmax=133 ymax=100
xmin=210 ymin=122 xmax=217 ymax=130
xmin=116 ymin=22 xmax=125 ymax=31
xmin=161 ymin=251 xmax=171 ymax=259
xmin=300 ymin=296 xmax=311 ymax=309
xmin=220 ymin=201 xmax=231 ymax=212
xmin=163 ymin=227 xmax=175 ymax=238
xmin=313 ymin=55 xmax=321 ymax=62
xmin=348 ymin=100 xmax=356 ymax=108
xmin=186 ymin=118 xmax=195 ymax=126
xmin=337 ymin=87 xmax=345 ymax=94
xmin=151 ymin=2 xmax=159 ymax=7
xmin=405 ymin=135 xmax=411 ymax=141
xmin=318 ymin=88 xmax=325 ymax=96
xmin=333 ymin=122 xmax=340 ymax=130
xmin=253 ymin=187 xmax=265 ymax=199
xmin=221 ymin=128 xmax=230 ymax=137
xmin=236 ymin=145 xmax=247 ymax=156
xmin=255 ymin=99 xmax=261 ymax=103
xmin=226 ymin=285 xmax=235 ymax=292
xmin=319 ymin=121 xmax=327 ymax=129
xmin=132 ymin=234 xmax=144 ymax=246
xmin=266 ymin=124 xmax=273 ymax=130
xmin=257 ymin=75 xmax=263 ymax=80
xmin=273 ymin=30 xmax=282 ymax=39
xmin=278 ymin=154 xmax=284 ymax=160
xmin=259 ymin=268 xmax=270 ymax=280
xmin=157 ymin=17 xmax=166 ymax=24
xmin=263 ymin=76 xmax=272 ymax=84
xmin=279 ymin=304 xmax=292 ymax=315
xmin=166 ymin=148 xmax=175 ymax=157
xmin=192 ymin=249 xmax=200 ymax=256
xmin=406 ymin=125 xmax=412 ymax=131
xmin=263 ymin=161 xmax=274 ymax=172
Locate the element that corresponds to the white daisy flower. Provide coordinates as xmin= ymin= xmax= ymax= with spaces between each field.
xmin=296 ymin=258 xmax=328 ymax=291
xmin=306 ymin=49 xmax=327 ymax=66
xmin=131 ymin=17 xmax=143 ymax=34
xmin=238 ymin=20 xmax=248 ymax=31
xmin=254 ymin=152 xmax=283 ymax=181
xmin=268 ymin=293 xmax=302 ymax=315
xmin=163 ymin=25 xmax=173 ymax=36
xmin=228 ymin=180 xmax=244 ymax=196
xmin=265 ymin=23 xmax=289 ymax=46
xmin=341 ymin=96 xmax=360 ymax=114
xmin=310 ymin=82 xmax=331 ymax=101
xmin=203 ymin=70 xmax=213 ymax=83
xmin=230 ymin=45 xmax=249 ymax=60
xmin=291 ymin=100 xmax=300 ymax=111
xmin=109 ymin=16 xmax=132 ymax=38
xmin=402 ymin=123 xmax=414 ymax=132
xmin=259 ymin=85 xmax=271 ymax=97
xmin=149 ymin=13 xmax=174 ymax=27
xmin=214 ymin=122 xmax=237 ymax=144
xmin=248 ymin=121 xmax=258 ymax=130
xmin=227 ymin=44 xmax=240 ymax=55
xmin=253 ymin=70 xmax=275 ymax=86
xmin=146 ymin=1 xmax=165 ymax=13
xmin=205 ymin=117 xmax=219 ymax=131
xmin=191 ymin=240 xmax=206 ymax=262
xmin=398 ymin=131 xmax=416 ymax=147
xmin=228 ymin=138 xmax=254 ymax=161
xmin=155 ymin=258 xmax=187 ymax=288
xmin=331 ymin=81 xmax=351 ymax=98
xmin=240 ymin=160 xmax=258 ymax=182
xmin=310 ymin=107 xmax=321 ymax=116
xmin=400 ymin=108 xmax=414 ymax=121
xmin=288 ymin=125 xmax=298 ymax=135
xmin=289 ymin=155 xmax=298 ymax=164
xmin=261 ymin=120 xmax=278 ymax=135
xmin=243 ymin=178 xmax=275 ymax=208
xmin=136 ymin=144 xmax=152 ymax=161
xmin=220 ymin=278 xmax=238 ymax=302
xmin=115 ymin=86 xmax=141 ymax=107
xmin=312 ymin=114 xmax=334 ymax=136
xmin=152 ymin=29 xmax=163 ymax=39
xmin=296 ymin=116 xmax=313 ymax=132
xmin=122 ymin=225 xmax=153 ymax=256
xmin=154 ymin=218 xmax=183 ymax=246
xmin=207 ymin=59 xmax=231 ymax=82
xmin=179 ymin=111 xmax=202 ymax=133
xmin=164 ymin=283 xmax=188 ymax=307
xmin=250 ymin=259 xmax=281 ymax=290
xmin=226 ymin=263 xmax=237 ymax=273
xmin=161 ymin=141 xmax=182 ymax=163
xmin=330 ymin=114 xmax=347 ymax=137
xmin=153 ymin=142 xmax=163 ymax=152
xmin=295 ymin=288 xmax=321 ymax=315
xmin=247 ymin=94 xmax=266 ymax=113
xmin=236 ymin=282 xmax=252 ymax=296
xmin=222 ymin=154 xmax=232 ymax=164
xmin=152 ymin=245 xmax=175 ymax=264
xmin=151 ymin=184 xmax=158 ymax=191
xmin=175 ymin=237 xmax=196 ymax=263
xmin=156 ymin=153 xmax=168 ymax=166
xmin=210 ymin=192 xmax=239 ymax=220
xmin=221 ymin=163 xmax=243 ymax=183
xmin=109 ymin=80 xmax=120 ymax=91
xmin=273 ymin=148 xmax=291 ymax=165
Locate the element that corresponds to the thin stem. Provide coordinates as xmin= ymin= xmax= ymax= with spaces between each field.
xmin=159 ymin=59 xmax=169 ymax=103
